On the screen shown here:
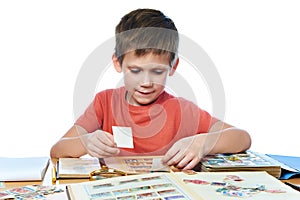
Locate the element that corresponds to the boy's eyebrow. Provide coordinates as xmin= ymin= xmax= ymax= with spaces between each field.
xmin=127 ymin=63 xmax=170 ymax=69
xmin=127 ymin=64 xmax=141 ymax=68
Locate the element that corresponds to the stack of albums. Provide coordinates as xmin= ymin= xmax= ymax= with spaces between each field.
xmin=199 ymin=150 xmax=282 ymax=178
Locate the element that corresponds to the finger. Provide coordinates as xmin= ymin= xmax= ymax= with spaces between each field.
xmin=178 ymin=155 xmax=200 ymax=170
xmin=90 ymin=149 xmax=117 ymax=158
xmin=162 ymin=146 xmax=180 ymax=164
xmin=92 ymin=139 xmax=120 ymax=155
xmin=101 ymin=145 xmax=120 ymax=155
xmin=168 ymin=151 xmax=184 ymax=168
xmin=175 ymin=150 xmax=197 ymax=168
xmin=166 ymin=150 xmax=185 ymax=166
xmin=97 ymin=131 xmax=116 ymax=147
xmin=88 ymin=145 xmax=119 ymax=157
xmin=84 ymin=136 xmax=119 ymax=156
xmin=171 ymin=142 xmax=197 ymax=167
xmin=183 ymin=158 xmax=200 ymax=170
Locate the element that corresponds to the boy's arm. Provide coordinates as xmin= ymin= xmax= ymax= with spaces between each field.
xmin=50 ymin=125 xmax=88 ymax=158
xmin=204 ymin=118 xmax=251 ymax=155
xmin=162 ymin=118 xmax=251 ymax=169
xmin=50 ymin=125 xmax=120 ymax=158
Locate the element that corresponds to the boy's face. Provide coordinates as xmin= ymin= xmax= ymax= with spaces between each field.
xmin=113 ymin=51 xmax=177 ymax=106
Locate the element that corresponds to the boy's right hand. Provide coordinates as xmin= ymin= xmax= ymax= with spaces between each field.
xmin=80 ymin=130 xmax=120 ymax=158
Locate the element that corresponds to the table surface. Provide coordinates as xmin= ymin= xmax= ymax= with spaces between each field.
xmin=2 ymin=159 xmax=300 ymax=190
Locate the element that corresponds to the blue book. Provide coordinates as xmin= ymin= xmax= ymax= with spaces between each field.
xmin=266 ymin=154 xmax=300 ymax=180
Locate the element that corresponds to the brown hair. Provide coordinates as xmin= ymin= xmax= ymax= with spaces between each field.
xmin=115 ymin=8 xmax=179 ymax=65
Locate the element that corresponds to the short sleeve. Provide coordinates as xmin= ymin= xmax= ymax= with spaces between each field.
xmin=197 ymin=108 xmax=212 ymax=133
xmin=75 ymin=102 xmax=100 ymax=133
xmin=178 ymin=97 xmax=212 ymax=134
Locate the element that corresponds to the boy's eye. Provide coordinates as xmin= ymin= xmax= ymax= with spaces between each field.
xmin=152 ymin=69 xmax=165 ymax=75
xmin=129 ymin=68 xmax=141 ymax=73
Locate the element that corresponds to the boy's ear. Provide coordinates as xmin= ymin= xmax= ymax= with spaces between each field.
xmin=112 ymin=54 xmax=122 ymax=73
xmin=169 ymin=58 xmax=179 ymax=76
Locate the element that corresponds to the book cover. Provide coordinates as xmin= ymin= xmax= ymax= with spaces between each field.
xmin=66 ymin=171 xmax=300 ymax=200
xmin=266 ymin=154 xmax=300 ymax=180
xmin=57 ymin=156 xmax=170 ymax=179
xmin=0 ymin=157 xmax=49 ymax=181
xmin=57 ymin=157 xmax=101 ymax=179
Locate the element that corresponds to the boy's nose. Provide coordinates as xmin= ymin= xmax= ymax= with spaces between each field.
xmin=140 ymin=74 xmax=153 ymax=87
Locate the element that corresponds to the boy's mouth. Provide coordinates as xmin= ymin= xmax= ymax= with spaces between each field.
xmin=137 ymin=90 xmax=154 ymax=96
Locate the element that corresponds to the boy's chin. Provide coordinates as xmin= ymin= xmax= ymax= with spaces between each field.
xmin=132 ymin=98 xmax=157 ymax=106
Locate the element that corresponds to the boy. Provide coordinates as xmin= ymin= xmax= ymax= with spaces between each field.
xmin=50 ymin=8 xmax=251 ymax=170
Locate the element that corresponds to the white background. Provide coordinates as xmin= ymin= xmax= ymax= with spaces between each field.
xmin=0 ymin=0 xmax=299 ymax=157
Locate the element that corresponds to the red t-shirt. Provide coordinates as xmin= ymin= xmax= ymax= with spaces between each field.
xmin=76 ymin=87 xmax=212 ymax=156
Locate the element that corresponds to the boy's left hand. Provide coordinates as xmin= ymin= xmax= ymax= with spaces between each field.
xmin=162 ymin=135 xmax=208 ymax=170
